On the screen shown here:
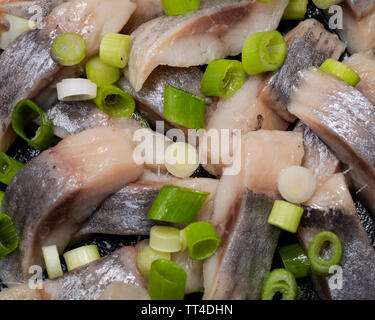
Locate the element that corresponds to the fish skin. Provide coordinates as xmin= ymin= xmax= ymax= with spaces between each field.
xmin=344 ymin=51 xmax=375 ymax=105
xmin=126 ymin=0 xmax=288 ymax=91
xmin=289 ymin=67 xmax=375 ymax=219
xmin=42 ymin=246 xmax=146 ymax=300
xmin=259 ymin=19 xmax=346 ymax=122
xmin=0 ymin=127 xmax=143 ymax=284
xmin=0 ymin=0 xmax=136 ymax=151
xmin=345 ymin=0 xmax=375 ymax=20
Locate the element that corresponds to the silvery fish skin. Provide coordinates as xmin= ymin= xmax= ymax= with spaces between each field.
xmin=346 ymin=0 xmax=375 ymax=20
xmin=0 ymin=128 xmax=143 ymax=285
xmin=289 ymin=67 xmax=375 ymax=219
xmin=117 ymin=66 xmax=214 ymax=129
xmin=43 ymin=246 xmax=146 ymax=300
xmin=126 ymin=0 xmax=288 ymax=91
xmin=259 ymin=19 xmax=346 ymax=122
xmin=344 ymin=51 xmax=375 ymax=105
xmin=74 ymin=170 xmax=218 ymax=239
xmin=298 ymin=174 xmax=375 ymax=300
xmin=0 ymin=0 xmax=136 ymax=151
xmin=203 ymin=130 xmax=304 ymax=299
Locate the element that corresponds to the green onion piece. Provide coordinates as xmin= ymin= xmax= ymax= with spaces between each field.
xmin=148 ymin=259 xmax=187 ymax=300
xmin=137 ymin=245 xmax=171 ymax=279
xmin=92 ymin=85 xmax=135 ymax=118
xmin=85 ymin=56 xmax=120 ymax=86
xmin=308 ymin=231 xmax=342 ymax=276
xmin=150 ymin=226 xmax=182 ymax=253
xmin=282 ymin=0 xmax=308 ymax=20
xmin=0 ymin=153 xmax=23 ymax=185
xmin=100 ymin=33 xmax=131 ymax=69
xmin=0 ymin=191 xmax=4 ymax=208
xmin=278 ymin=243 xmax=311 ymax=278
xmin=268 ymin=200 xmax=304 ymax=233
xmin=182 ymin=221 xmax=221 ymax=260
xmin=0 ymin=214 xmax=18 ymax=258
xmin=42 ymin=245 xmax=63 ymax=279
xmin=147 ymin=185 xmax=209 ymax=224
xmin=51 ymin=32 xmax=86 ymax=66
xmin=261 ymin=268 xmax=299 ymax=300
xmin=161 ymin=0 xmax=201 ymax=16
xmin=200 ymin=59 xmax=245 ymax=98
xmin=63 ymin=245 xmax=100 ymax=272
xmin=164 ymin=84 xmax=205 ymax=129
xmin=242 ymin=30 xmax=287 ymax=75
xmin=11 ymin=99 xmax=54 ymax=151
xmin=312 ymin=0 xmax=343 ymax=10
xmin=319 ymin=59 xmax=360 ymax=87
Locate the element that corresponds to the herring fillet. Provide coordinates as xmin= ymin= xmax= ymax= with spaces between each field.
xmin=0 ymin=127 xmax=143 ymax=285
xmin=0 ymin=0 xmax=66 ymax=19
xmin=259 ymin=19 xmax=346 ymax=122
xmin=345 ymin=0 xmax=375 ymax=20
xmin=344 ymin=51 xmax=375 ymax=105
xmin=289 ymin=67 xmax=375 ymax=218
xmin=0 ymin=0 xmax=136 ymax=151
xmin=126 ymin=0 xmax=288 ymax=91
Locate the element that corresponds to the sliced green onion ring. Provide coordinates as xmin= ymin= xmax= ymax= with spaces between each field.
xmin=137 ymin=245 xmax=171 ymax=279
xmin=147 ymin=185 xmax=209 ymax=224
xmin=93 ymin=85 xmax=135 ymax=118
xmin=308 ymin=231 xmax=342 ymax=276
xmin=100 ymin=33 xmax=131 ymax=69
xmin=0 ymin=152 xmax=24 ymax=185
xmin=150 ymin=226 xmax=182 ymax=253
xmin=86 ymin=56 xmax=120 ymax=86
xmin=268 ymin=200 xmax=304 ymax=233
xmin=261 ymin=268 xmax=299 ymax=300
xmin=282 ymin=0 xmax=308 ymax=20
xmin=319 ymin=59 xmax=360 ymax=87
xmin=182 ymin=221 xmax=221 ymax=260
xmin=200 ymin=59 xmax=245 ymax=98
xmin=312 ymin=0 xmax=343 ymax=10
xmin=161 ymin=0 xmax=201 ymax=16
xmin=56 ymin=78 xmax=97 ymax=102
xmin=279 ymin=243 xmax=311 ymax=278
xmin=148 ymin=259 xmax=187 ymax=300
xmin=11 ymin=99 xmax=54 ymax=151
xmin=42 ymin=245 xmax=63 ymax=279
xmin=242 ymin=30 xmax=287 ymax=75
xmin=63 ymin=245 xmax=100 ymax=272
xmin=164 ymin=85 xmax=205 ymax=129
xmin=51 ymin=32 xmax=86 ymax=66
xmin=0 ymin=214 xmax=18 ymax=258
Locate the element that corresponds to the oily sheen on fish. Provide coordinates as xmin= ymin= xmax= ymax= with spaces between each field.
xmin=289 ymin=67 xmax=375 ymax=219
xmin=0 ymin=0 xmax=136 ymax=151
xmin=0 ymin=128 xmax=143 ymax=285
xmin=259 ymin=19 xmax=346 ymax=122
xmin=126 ymin=0 xmax=288 ymax=91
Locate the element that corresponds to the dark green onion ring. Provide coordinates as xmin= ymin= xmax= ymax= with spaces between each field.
xmin=278 ymin=243 xmax=311 ymax=278
xmin=0 ymin=214 xmax=19 ymax=258
xmin=0 ymin=152 xmax=24 ymax=185
xmin=261 ymin=268 xmax=299 ymax=300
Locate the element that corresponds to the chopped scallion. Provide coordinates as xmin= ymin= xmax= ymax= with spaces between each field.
xmin=51 ymin=32 xmax=86 ymax=66
xmin=312 ymin=0 xmax=343 ymax=10
xmin=278 ymin=243 xmax=311 ymax=278
xmin=0 ymin=214 xmax=18 ymax=258
xmin=57 ymin=78 xmax=97 ymax=102
xmin=86 ymin=56 xmax=120 ymax=86
xmin=63 ymin=245 xmax=100 ymax=272
xmin=261 ymin=268 xmax=300 ymax=300
xmin=100 ymin=33 xmax=131 ymax=69
xmin=282 ymin=0 xmax=308 ymax=20
xmin=161 ymin=0 xmax=201 ymax=16
xmin=137 ymin=245 xmax=171 ymax=279
xmin=42 ymin=245 xmax=63 ymax=279
xmin=0 ymin=153 xmax=23 ymax=185
xmin=268 ymin=200 xmax=304 ymax=233
xmin=319 ymin=59 xmax=360 ymax=87
xmin=164 ymin=142 xmax=199 ymax=178
xmin=150 ymin=226 xmax=182 ymax=253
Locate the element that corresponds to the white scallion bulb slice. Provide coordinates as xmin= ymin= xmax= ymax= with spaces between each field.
xmin=278 ymin=166 xmax=317 ymax=204
xmin=150 ymin=226 xmax=182 ymax=253
xmin=165 ymin=142 xmax=199 ymax=178
xmin=63 ymin=244 xmax=100 ymax=272
xmin=42 ymin=245 xmax=63 ymax=279
xmin=137 ymin=245 xmax=171 ymax=279
xmin=56 ymin=78 xmax=97 ymax=102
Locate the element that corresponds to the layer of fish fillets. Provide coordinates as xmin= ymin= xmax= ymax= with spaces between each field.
xmin=294 ymin=122 xmax=340 ymax=185
xmin=43 ymin=246 xmax=146 ymax=300
xmin=289 ymin=67 xmax=375 ymax=218
xmin=259 ymin=19 xmax=346 ymax=122
xmin=0 ymin=0 xmax=136 ymax=151
xmin=337 ymin=4 xmax=375 ymax=54
xmin=0 ymin=0 xmax=65 ymax=19
xmin=298 ymin=175 xmax=375 ymax=299
xmin=118 ymin=66 xmax=214 ymax=130
xmin=126 ymin=0 xmax=288 ymax=91
xmin=346 ymin=0 xmax=375 ymax=19
xmin=203 ymin=130 xmax=304 ymax=299
xmin=122 ymin=0 xmax=164 ymax=34
xmin=74 ymin=170 xmax=218 ymax=239
xmin=0 ymin=127 xmax=143 ymax=284
xmin=98 ymin=282 xmax=150 ymax=300
xmin=344 ymin=51 xmax=375 ymax=104
xmin=202 ymin=76 xmax=288 ymax=177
